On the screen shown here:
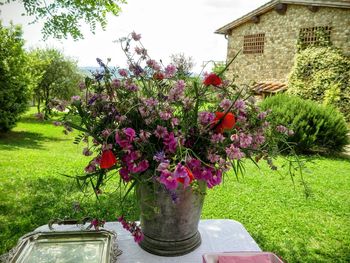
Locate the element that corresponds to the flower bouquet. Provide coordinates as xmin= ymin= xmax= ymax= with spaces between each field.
xmin=61 ymin=32 xmax=295 ymax=255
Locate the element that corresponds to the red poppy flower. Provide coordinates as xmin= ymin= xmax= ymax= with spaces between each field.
xmin=153 ymin=72 xmax=165 ymax=80
xmin=213 ymin=112 xmax=236 ymax=133
xmin=203 ymin=73 xmax=222 ymax=86
xmin=177 ymin=167 xmax=195 ymax=184
xmin=100 ymin=150 xmax=117 ymax=169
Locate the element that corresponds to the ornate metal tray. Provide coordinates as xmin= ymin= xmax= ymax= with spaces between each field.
xmin=1 ymin=226 xmax=121 ymax=263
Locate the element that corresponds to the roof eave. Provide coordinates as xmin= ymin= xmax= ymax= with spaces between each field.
xmin=215 ymin=0 xmax=350 ymax=35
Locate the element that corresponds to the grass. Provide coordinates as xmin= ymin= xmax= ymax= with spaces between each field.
xmin=0 ymin=109 xmax=349 ymax=262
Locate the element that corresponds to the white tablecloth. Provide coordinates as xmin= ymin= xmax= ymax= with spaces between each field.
xmin=36 ymin=219 xmax=261 ymax=263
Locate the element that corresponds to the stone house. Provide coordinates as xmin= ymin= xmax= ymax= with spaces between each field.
xmin=215 ymin=0 xmax=350 ymax=96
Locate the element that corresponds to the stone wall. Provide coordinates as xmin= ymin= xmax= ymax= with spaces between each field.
xmin=225 ymin=4 xmax=350 ymax=85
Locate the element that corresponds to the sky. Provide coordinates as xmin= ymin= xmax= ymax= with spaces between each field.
xmin=0 ymin=0 xmax=268 ymax=72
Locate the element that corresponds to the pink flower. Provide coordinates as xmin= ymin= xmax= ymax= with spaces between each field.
xmin=165 ymin=64 xmax=177 ymax=78
xmin=115 ymin=128 xmax=136 ymax=148
xmin=163 ymin=132 xmax=177 ymax=153
xmin=198 ymin=112 xmax=215 ymax=126
xmin=225 ymin=144 xmax=245 ymax=160
xmin=119 ymin=167 xmax=132 ymax=182
xmin=234 ymin=99 xmax=246 ymax=112
xmin=118 ymin=68 xmax=128 ymax=77
xmin=211 ymin=133 xmax=225 ymax=143
xmin=239 ymin=133 xmax=253 ymax=148
xmin=159 ymin=110 xmax=172 ymax=120
xmin=219 ymin=99 xmax=232 ymax=111
xmin=154 ymin=125 xmax=168 ymax=139
xmin=83 ymin=147 xmax=93 ymax=156
xmin=159 ymin=170 xmax=178 ymax=190
xmin=206 ymin=169 xmax=222 ymax=188
xmin=112 ymin=79 xmax=121 ymax=88
xmin=146 ymin=59 xmax=161 ymax=71
xmin=157 ymin=161 xmax=170 ymax=171
xmin=131 ymin=31 xmax=141 ymax=41
xmin=168 ymin=80 xmax=185 ymax=102
xmin=174 ymin=163 xmax=193 ymax=188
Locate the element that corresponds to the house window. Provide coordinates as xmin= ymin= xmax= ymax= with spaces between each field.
xmin=243 ymin=33 xmax=265 ymax=54
xmin=299 ymin=26 xmax=332 ymax=47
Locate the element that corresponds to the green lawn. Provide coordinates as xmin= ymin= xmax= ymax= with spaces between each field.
xmin=0 ymin=109 xmax=349 ymax=262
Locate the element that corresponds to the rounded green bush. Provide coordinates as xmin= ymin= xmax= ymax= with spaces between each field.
xmin=260 ymin=94 xmax=349 ymax=154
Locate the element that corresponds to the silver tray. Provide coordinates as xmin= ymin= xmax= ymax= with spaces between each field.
xmin=2 ymin=229 xmax=121 ymax=263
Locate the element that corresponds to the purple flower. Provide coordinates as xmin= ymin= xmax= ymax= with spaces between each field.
xmin=71 ymin=95 xmax=81 ymax=102
xmin=135 ymin=46 xmax=147 ymax=57
xmin=129 ymin=159 xmax=149 ymax=173
xmin=163 ymin=132 xmax=177 ymax=153
xmin=219 ymin=99 xmax=232 ymax=111
xmin=174 ymin=163 xmax=191 ymax=188
xmin=208 ymin=153 xmax=220 ymax=163
xmin=211 ymin=133 xmax=225 ymax=143
xmin=53 ymin=121 xmax=62 ymax=126
xmin=171 ymin=118 xmax=179 ymax=127
xmin=131 ymin=31 xmax=141 ymax=41
xmin=119 ymin=167 xmax=132 ymax=182
xmin=126 ymin=83 xmax=139 ymax=91
xmin=226 ymin=144 xmax=245 ymax=160
xmin=133 ymin=230 xmax=144 ymax=243
xmin=124 ymin=128 xmax=136 ymax=140
xmin=115 ymin=128 xmax=136 ymax=149
xmin=101 ymin=129 xmax=112 ymax=138
xmin=168 ymin=80 xmax=185 ymax=102
xmin=258 ymin=111 xmax=268 ymax=120
xmin=129 ymin=64 xmax=143 ymax=76
xmin=154 ymin=125 xmax=168 ymax=139
xmin=83 ymin=147 xmax=93 ymax=156
xmin=157 ymin=161 xmax=170 ymax=171
xmin=198 ymin=112 xmax=215 ymax=125
xmin=112 ymin=79 xmax=121 ymax=88
xmin=138 ymin=130 xmax=151 ymax=142
xmin=118 ymin=68 xmax=128 ymax=77
xmin=234 ymin=99 xmax=246 ymax=112
xmin=153 ymin=151 xmax=166 ymax=162
xmin=159 ymin=170 xmax=178 ymax=190
xmin=254 ymin=134 xmax=265 ymax=145
xmin=159 ymin=110 xmax=172 ymax=120
xmin=165 ymin=64 xmax=177 ymax=78
xmin=239 ymin=133 xmax=253 ymax=148
xmin=146 ymin=59 xmax=161 ymax=71
xmin=207 ymin=169 xmax=222 ymax=188
xmin=276 ymin=125 xmax=288 ymax=133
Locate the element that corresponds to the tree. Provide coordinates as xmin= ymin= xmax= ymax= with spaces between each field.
xmin=28 ymin=48 xmax=82 ymax=117
xmin=0 ymin=0 xmax=126 ymax=40
xmin=0 ymin=22 xmax=30 ymax=132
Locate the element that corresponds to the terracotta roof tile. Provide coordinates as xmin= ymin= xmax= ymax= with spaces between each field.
xmin=252 ymin=82 xmax=288 ymax=94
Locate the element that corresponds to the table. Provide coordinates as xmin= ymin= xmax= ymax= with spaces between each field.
xmin=36 ymin=219 xmax=261 ymax=263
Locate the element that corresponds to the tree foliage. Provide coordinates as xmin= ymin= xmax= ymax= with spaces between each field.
xmin=288 ymin=46 xmax=350 ymax=121
xmin=0 ymin=0 xmax=127 ymax=40
xmin=28 ymin=48 xmax=82 ymax=117
xmin=0 ymin=22 xmax=29 ymax=132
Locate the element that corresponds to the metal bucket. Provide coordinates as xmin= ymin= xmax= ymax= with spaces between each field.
xmin=136 ymin=181 xmax=206 ymax=256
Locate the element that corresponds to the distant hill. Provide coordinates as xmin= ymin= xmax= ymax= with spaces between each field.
xmin=79 ymin=66 xmax=101 ymax=76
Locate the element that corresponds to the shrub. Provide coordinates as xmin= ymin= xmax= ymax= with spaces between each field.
xmin=0 ymin=23 xmax=29 ymax=132
xmin=288 ymin=46 xmax=350 ymax=122
xmin=260 ymin=94 xmax=349 ymax=154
